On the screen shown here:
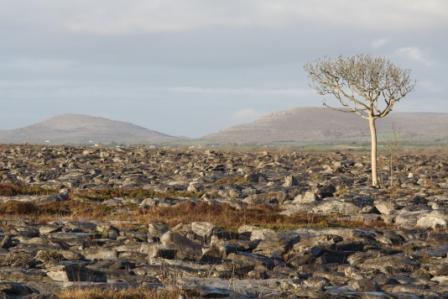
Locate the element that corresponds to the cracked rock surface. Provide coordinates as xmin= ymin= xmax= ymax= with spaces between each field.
xmin=0 ymin=145 xmax=447 ymax=298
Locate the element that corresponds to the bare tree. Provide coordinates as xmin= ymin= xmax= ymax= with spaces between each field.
xmin=304 ymin=54 xmax=414 ymax=187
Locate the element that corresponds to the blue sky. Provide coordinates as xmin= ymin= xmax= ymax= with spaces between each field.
xmin=0 ymin=0 xmax=447 ymax=137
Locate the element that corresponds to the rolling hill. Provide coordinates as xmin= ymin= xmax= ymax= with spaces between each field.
xmin=0 ymin=114 xmax=177 ymax=145
xmin=203 ymin=107 xmax=448 ymax=145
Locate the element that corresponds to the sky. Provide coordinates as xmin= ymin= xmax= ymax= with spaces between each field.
xmin=0 ymin=0 xmax=447 ymax=137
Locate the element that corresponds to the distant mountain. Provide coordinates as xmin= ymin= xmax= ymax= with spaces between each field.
xmin=0 ymin=114 xmax=177 ymax=145
xmin=203 ymin=107 xmax=448 ymax=145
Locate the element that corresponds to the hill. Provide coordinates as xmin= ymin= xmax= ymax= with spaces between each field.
xmin=203 ymin=107 xmax=448 ymax=145
xmin=0 ymin=114 xmax=176 ymax=145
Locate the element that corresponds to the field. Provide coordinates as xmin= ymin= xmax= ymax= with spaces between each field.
xmin=0 ymin=145 xmax=447 ymax=298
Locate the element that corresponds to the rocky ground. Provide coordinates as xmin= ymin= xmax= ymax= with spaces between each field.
xmin=0 ymin=144 xmax=447 ymax=298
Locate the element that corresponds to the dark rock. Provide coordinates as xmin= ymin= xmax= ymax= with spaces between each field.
xmin=0 ymin=282 xmax=38 ymax=298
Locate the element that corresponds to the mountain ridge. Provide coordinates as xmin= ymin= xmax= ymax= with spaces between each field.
xmin=0 ymin=114 xmax=176 ymax=145
xmin=203 ymin=107 xmax=448 ymax=145
xmin=1 ymin=108 xmax=448 ymax=145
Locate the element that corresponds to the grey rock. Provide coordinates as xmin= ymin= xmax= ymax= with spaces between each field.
xmin=148 ymin=222 xmax=169 ymax=239
xmin=46 ymin=262 xmax=107 ymax=282
xmin=416 ymin=210 xmax=447 ymax=229
xmin=191 ymin=222 xmax=216 ymax=240
xmin=160 ymin=231 xmax=202 ymax=261
xmin=312 ymin=200 xmax=361 ymax=215
xmin=292 ymin=191 xmax=317 ymax=204
xmin=374 ymin=200 xmax=396 ymax=216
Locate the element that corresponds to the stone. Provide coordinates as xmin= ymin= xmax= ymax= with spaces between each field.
xmin=0 ymin=235 xmax=13 ymax=249
xmin=317 ymin=184 xmax=336 ymax=199
xmin=283 ymin=175 xmax=298 ymax=187
xmin=140 ymin=198 xmax=158 ymax=208
xmin=200 ymin=245 xmax=224 ymax=263
xmin=374 ymin=200 xmax=396 ymax=216
xmin=253 ymin=231 xmax=300 ymax=259
xmin=46 ymin=262 xmax=107 ymax=282
xmin=148 ymin=222 xmax=170 ymax=239
xmin=312 ymin=200 xmax=361 ymax=215
xmin=394 ymin=210 xmax=426 ymax=228
xmin=416 ymin=211 xmax=447 ymax=229
xmin=160 ymin=231 xmax=202 ymax=261
xmin=0 ymin=282 xmax=37 ymax=297
xmin=191 ymin=222 xmax=216 ymax=240
xmin=34 ymin=249 xmax=65 ymax=264
xmin=147 ymin=244 xmax=177 ymax=260
xmin=187 ymin=182 xmax=199 ymax=193
xmin=1 ymin=146 xmax=448 ymax=298
xmin=359 ymin=255 xmax=419 ymax=274
xmin=292 ymin=191 xmax=317 ymax=204
xmin=83 ymin=247 xmax=118 ymax=260
xmin=96 ymin=224 xmax=119 ymax=240
xmin=39 ymin=224 xmax=62 ymax=235
xmin=228 ymin=252 xmax=275 ymax=270
xmin=47 ymin=188 xmax=70 ymax=201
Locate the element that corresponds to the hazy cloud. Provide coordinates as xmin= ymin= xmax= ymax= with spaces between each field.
xmin=2 ymin=0 xmax=448 ymax=34
xmin=419 ymin=80 xmax=444 ymax=93
xmin=393 ymin=47 xmax=433 ymax=66
xmin=371 ymin=38 xmax=390 ymax=48
xmin=172 ymin=87 xmax=312 ymax=97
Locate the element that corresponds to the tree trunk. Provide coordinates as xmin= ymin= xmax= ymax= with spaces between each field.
xmin=368 ymin=116 xmax=379 ymax=187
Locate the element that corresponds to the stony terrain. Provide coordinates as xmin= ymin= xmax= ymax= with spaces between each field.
xmin=0 ymin=144 xmax=447 ymax=298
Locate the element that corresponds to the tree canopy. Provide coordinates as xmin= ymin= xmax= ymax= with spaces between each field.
xmin=304 ymin=55 xmax=415 ymax=119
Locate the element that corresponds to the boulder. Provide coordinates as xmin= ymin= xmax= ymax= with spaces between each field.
xmin=312 ymin=200 xmax=361 ymax=215
xmin=394 ymin=210 xmax=427 ymax=228
xmin=292 ymin=191 xmax=317 ymax=204
xmin=0 ymin=282 xmax=38 ymax=298
xmin=46 ymin=262 xmax=107 ymax=282
xmin=359 ymin=254 xmax=419 ymax=274
xmin=148 ymin=222 xmax=169 ymax=239
xmin=83 ymin=247 xmax=118 ymax=261
xmin=374 ymin=200 xmax=396 ymax=216
xmin=253 ymin=231 xmax=300 ymax=259
xmin=160 ymin=231 xmax=202 ymax=261
xmin=96 ymin=224 xmax=119 ymax=240
xmin=191 ymin=222 xmax=216 ymax=240
xmin=416 ymin=211 xmax=447 ymax=229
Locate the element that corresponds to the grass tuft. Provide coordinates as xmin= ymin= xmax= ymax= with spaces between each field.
xmin=58 ymin=288 xmax=180 ymax=299
xmin=0 ymin=183 xmax=56 ymax=196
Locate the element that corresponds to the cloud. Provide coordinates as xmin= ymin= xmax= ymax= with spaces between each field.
xmin=393 ymin=47 xmax=432 ymax=66
xmin=371 ymin=38 xmax=390 ymax=48
xmin=419 ymin=80 xmax=444 ymax=93
xmin=0 ymin=58 xmax=75 ymax=70
xmin=172 ymin=87 xmax=312 ymax=97
xmin=2 ymin=0 xmax=448 ymax=34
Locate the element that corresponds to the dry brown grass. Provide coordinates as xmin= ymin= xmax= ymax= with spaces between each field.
xmin=214 ymin=175 xmax=249 ymax=186
xmin=141 ymin=201 xmax=391 ymax=230
xmin=0 ymin=200 xmax=115 ymax=222
xmin=73 ymin=188 xmax=200 ymax=202
xmin=0 ymin=199 xmax=390 ymax=230
xmin=58 ymin=288 xmax=180 ymax=299
xmin=0 ymin=181 xmax=391 ymax=230
xmin=0 ymin=183 xmax=200 ymax=201
xmin=0 ymin=183 xmax=56 ymax=196
xmin=141 ymin=202 xmax=282 ymax=229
